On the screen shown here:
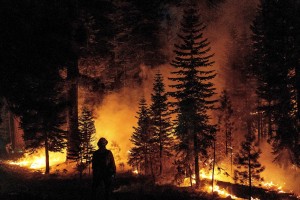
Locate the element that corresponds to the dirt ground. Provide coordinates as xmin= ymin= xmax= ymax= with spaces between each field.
xmin=0 ymin=161 xmax=299 ymax=200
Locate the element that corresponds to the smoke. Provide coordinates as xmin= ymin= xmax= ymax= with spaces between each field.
xmin=259 ymin=141 xmax=300 ymax=194
xmin=93 ymin=64 xmax=174 ymax=171
xmin=202 ymin=0 xmax=258 ymax=91
xmin=93 ymin=87 xmax=140 ymax=170
xmin=92 ymin=0 xmax=260 ymax=170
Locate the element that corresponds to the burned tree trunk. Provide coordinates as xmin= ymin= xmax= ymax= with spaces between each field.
xmin=193 ymin=129 xmax=200 ymax=189
xmin=45 ymin=132 xmax=50 ymax=174
xmin=66 ymin=59 xmax=80 ymax=160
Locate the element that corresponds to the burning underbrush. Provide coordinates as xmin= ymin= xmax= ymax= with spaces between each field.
xmin=0 ymin=139 xmax=300 ymax=200
xmin=2 ymin=145 xmax=299 ymax=200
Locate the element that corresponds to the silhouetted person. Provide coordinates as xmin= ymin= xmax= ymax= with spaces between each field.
xmin=92 ymin=137 xmax=116 ymax=200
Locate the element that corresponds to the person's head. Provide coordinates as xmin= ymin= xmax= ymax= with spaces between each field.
xmin=97 ymin=137 xmax=108 ymax=148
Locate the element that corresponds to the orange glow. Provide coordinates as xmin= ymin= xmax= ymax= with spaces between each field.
xmin=179 ymin=169 xmax=239 ymax=199
xmin=93 ymin=88 xmax=142 ymax=171
xmin=180 ymin=169 xmax=231 ymax=187
xmin=206 ymin=185 xmax=238 ymax=199
xmin=8 ymin=149 xmax=66 ymax=171
xmin=261 ymin=181 xmax=285 ymax=193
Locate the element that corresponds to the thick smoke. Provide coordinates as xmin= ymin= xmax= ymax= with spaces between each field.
xmin=92 ymin=0 xmax=300 ymax=195
xmin=92 ymin=0 xmax=258 ymax=168
xmin=93 ymin=64 xmax=172 ymax=170
xmin=259 ymin=141 xmax=300 ymax=194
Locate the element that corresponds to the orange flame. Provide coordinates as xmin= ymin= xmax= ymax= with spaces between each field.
xmin=206 ymin=185 xmax=239 ymax=199
xmin=179 ymin=169 xmax=239 ymax=199
xmin=8 ymin=149 xmax=66 ymax=171
xmin=261 ymin=181 xmax=285 ymax=193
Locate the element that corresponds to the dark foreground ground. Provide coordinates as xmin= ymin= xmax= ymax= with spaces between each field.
xmin=0 ymin=161 xmax=299 ymax=200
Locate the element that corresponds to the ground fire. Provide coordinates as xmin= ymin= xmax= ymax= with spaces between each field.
xmin=1 ymin=1 xmax=300 ymax=200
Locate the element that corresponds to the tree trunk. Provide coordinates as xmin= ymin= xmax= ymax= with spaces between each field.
xmin=296 ymin=64 xmax=300 ymax=122
xmin=45 ymin=132 xmax=50 ymax=174
xmin=211 ymin=140 xmax=216 ymax=193
xmin=268 ymin=100 xmax=272 ymax=138
xmin=225 ymin=129 xmax=228 ymax=155
xmin=159 ymin=142 xmax=163 ymax=175
xmin=247 ymin=124 xmax=252 ymax=200
xmin=150 ymin=154 xmax=155 ymax=182
xmin=66 ymin=58 xmax=79 ymax=160
xmin=159 ymin=115 xmax=163 ymax=175
xmin=248 ymin=150 xmax=252 ymax=200
xmin=194 ymin=131 xmax=200 ymax=188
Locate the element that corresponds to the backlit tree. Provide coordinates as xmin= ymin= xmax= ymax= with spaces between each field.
xmin=150 ymin=72 xmax=173 ymax=175
xmin=169 ymin=7 xmax=217 ymax=188
xmin=129 ymin=97 xmax=153 ymax=175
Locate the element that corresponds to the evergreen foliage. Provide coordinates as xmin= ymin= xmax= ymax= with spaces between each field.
xmin=19 ymin=72 xmax=67 ymax=174
xmin=169 ymin=7 xmax=217 ymax=187
xmin=78 ymin=106 xmax=96 ymax=164
xmin=110 ymin=0 xmax=170 ymax=89
xmin=234 ymin=131 xmax=265 ymax=199
xmin=150 ymin=72 xmax=173 ymax=175
xmin=128 ymin=97 xmax=153 ymax=175
xmin=251 ymin=0 xmax=300 ymax=167
xmin=218 ymin=90 xmax=234 ymax=156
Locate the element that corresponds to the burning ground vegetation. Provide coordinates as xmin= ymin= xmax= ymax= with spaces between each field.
xmin=0 ymin=151 xmax=299 ymax=200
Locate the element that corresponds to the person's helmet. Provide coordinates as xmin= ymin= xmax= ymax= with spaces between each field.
xmin=97 ymin=137 xmax=108 ymax=147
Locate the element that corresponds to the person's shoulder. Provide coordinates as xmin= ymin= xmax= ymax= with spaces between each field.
xmin=93 ymin=149 xmax=100 ymax=155
xmin=106 ymin=149 xmax=113 ymax=155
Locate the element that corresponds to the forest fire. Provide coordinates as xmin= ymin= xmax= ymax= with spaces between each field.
xmin=261 ymin=181 xmax=285 ymax=193
xmin=179 ymin=169 xmax=238 ymax=198
xmin=207 ymin=185 xmax=238 ymax=199
xmin=176 ymin=167 xmax=300 ymax=199
xmin=1 ymin=1 xmax=300 ymax=200
xmin=7 ymin=149 xmax=65 ymax=171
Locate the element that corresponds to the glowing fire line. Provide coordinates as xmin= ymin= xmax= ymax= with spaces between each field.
xmin=178 ymin=169 xmax=296 ymax=200
xmin=8 ymin=149 xmax=66 ymax=170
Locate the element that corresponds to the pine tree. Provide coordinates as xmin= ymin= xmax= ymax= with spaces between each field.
xmin=77 ymin=106 xmax=96 ymax=179
xmin=251 ymin=0 xmax=300 ymax=167
xmin=150 ymin=72 xmax=173 ymax=176
xmin=110 ymin=0 xmax=169 ymax=89
xmin=213 ymin=89 xmax=235 ymax=183
xmin=169 ymin=7 xmax=217 ymax=188
xmin=66 ymin=0 xmax=116 ymax=160
xmin=78 ymin=106 xmax=96 ymax=164
xmin=128 ymin=97 xmax=153 ymax=175
xmin=20 ymin=72 xmax=67 ymax=174
xmin=218 ymin=90 xmax=234 ymax=157
xmin=234 ymin=128 xmax=265 ymax=200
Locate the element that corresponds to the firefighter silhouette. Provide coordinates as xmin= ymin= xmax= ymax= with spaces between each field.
xmin=92 ymin=137 xmax=116 ymax=200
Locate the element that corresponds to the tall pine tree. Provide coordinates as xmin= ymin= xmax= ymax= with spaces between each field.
xmin=77 ymin=106 xmax=96 ymax=179
xmin=218 ymin=90 xmax=234 ymax=157
xmin=234 ymin=129 xmax=265 ymax=200
xmin=78 ymin=106 xmax=96 ymax=164
xmin=251 ymin=0 xmax=300 ymax=167
xmin=150 ymin=72 xmax=173 ymax=176
xmin=169 ymin=7 xmax=217 ymax=188
xmin=128 ymin=97 xmax=153 ymax=175
xmin=19 ymin=71 xmax=67 ymax=175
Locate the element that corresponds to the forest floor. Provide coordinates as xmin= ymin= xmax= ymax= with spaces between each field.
xmin=0 ymin=160 xmax=299 ymax=200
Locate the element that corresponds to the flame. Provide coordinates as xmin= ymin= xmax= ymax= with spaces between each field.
xmin=207 ymin=185 xmax=239 ymax=199
xmin=93 ymin=88 xmax=141 ymax=171
xmin=261 ymin=181 xmax=285 ymax=193
xmin=178 ymin=169 xmax=239 ymax=199
xmin=8 ymin=149 xmax=66 ymax=170
xmin=132 ymin=169 xmax=139 ymax=174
